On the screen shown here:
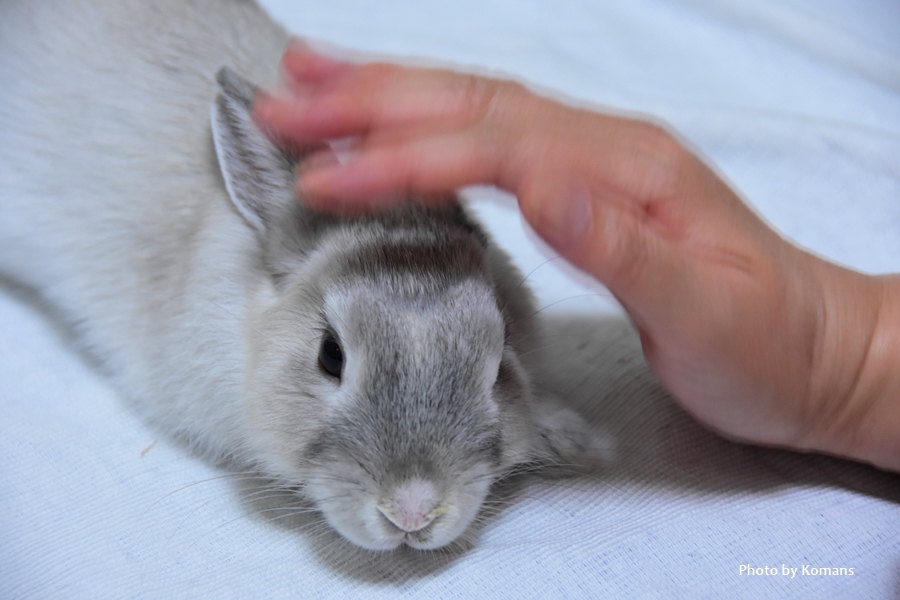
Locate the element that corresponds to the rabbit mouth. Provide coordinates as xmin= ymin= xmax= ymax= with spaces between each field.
xmin=378 ymin=510 xmax=443 ymax=550
xmin=403 ymin=530 xmax=437 ymax=550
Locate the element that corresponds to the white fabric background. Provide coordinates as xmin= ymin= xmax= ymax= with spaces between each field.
xmin=2 ymin=0 xmax=898 ymax=598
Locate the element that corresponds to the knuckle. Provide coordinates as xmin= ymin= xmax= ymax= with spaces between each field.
xmin=629 ymin=121 xmax=689 ymax=199
xmin=633 ymin=122 xmax=684 ymax=166
xmin=458 ymin=74 xmax=495 ymax=115
xmin=457 ymin=75 xmax=520 ymax=122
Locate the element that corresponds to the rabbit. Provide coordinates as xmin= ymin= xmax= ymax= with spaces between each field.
xmin=0 ymin=0 xmax=606 ymax=550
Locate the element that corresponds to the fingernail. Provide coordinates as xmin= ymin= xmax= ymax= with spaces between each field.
xmin=328 ymin=137 xmax=358 ymax=166
xmin=539 ymin=182 xmax=594 ymax=254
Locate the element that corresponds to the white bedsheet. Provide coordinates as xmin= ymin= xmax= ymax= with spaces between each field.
xmin=2 ymin=1 xmax=898 ymax=598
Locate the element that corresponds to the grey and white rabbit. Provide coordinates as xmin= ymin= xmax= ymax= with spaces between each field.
xmin=0 ymin=0 xmax=604 ymax=550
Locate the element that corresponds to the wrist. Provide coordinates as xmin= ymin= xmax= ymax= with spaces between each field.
xmin=801 ymin=259 xmax=900 ymax=471
xmin=839 ymin=272 xmax=900 ymax=471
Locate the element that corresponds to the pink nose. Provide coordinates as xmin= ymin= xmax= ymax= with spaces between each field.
xmin=378 ymin=479 xmax=441 ymax=533
xmin=378 ymin=505 xmax=436 ymax=533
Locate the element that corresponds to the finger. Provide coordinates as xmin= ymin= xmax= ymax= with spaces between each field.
xmin=296 ymin=128 xmax=505 ymax=209
xmin=254 ymin=63 xmax=501 ymax=145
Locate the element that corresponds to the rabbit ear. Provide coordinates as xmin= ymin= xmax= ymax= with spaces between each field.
xmin=211 ymin=66 xmax=295 ymax=234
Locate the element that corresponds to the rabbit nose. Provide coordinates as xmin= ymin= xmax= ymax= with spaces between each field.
xmin=378 ymin=506 xmax=436 ymax=533
xmin=378 ymin=479 xmax=443 ymax=533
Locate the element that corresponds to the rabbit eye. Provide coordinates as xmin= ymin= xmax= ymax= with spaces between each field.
xmin=319 ymin=333 xmax=343 ymax=379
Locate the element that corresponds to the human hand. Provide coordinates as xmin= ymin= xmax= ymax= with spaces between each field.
xmin=254 ymin=44 xmax=900 ymax=470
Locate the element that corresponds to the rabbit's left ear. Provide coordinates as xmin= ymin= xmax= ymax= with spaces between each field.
xmin=211 ymin=66 xmax=295 ymax=234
